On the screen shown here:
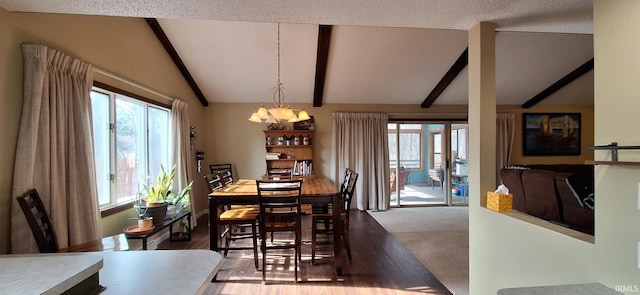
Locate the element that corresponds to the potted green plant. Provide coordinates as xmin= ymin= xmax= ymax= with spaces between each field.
xmin=167 ymin=180 xmax=193 ymax=216
xmin=143 ymin=164 xmax=194 ymax=223
xmin=131 ymin=190 xmax=153 ymax=229
xmin=145 ymin=164 xmax=175 ymax=204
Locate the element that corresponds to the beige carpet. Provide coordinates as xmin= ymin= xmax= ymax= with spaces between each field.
xmin=369 ymin=206 xmax=469 ymax=295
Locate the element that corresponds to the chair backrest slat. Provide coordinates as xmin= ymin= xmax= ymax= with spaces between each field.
xmin=209 ymin=163 xmax=233 ymax=181
xmin=204 ymin=173 xmax=224 ymax=192
xmin=219 ymin=169 xmax=234 ymax=185
xmin=343 ymin=171 xmax=359 ymax=212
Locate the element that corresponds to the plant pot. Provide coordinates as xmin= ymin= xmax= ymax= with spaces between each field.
xmin=137 ymin=217 xmax=153 ymax=229
xmin=167 ymin=204 xmax=183 ymax=217
xmin=143 ymin=202 xmax=168 ymax=224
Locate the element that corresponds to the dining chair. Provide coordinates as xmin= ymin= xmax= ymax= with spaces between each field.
xmin=209 ymin=163 xmax=233 ymax=182
xmin=204 ymin=173 xmax=259 ymax=268
xmin=16 ymin=188 xmax=58 ymax=253
xmin=256 ymin=179 xmax=303 ymax=284
xmin=219 ymin=169 xmax=234 ymax=185
xmin=16 ymin=188 xmax=129 ymax=253
xmin=266 ymin=168 xmax=293 ymax=180
xmin=311 ymin=168 xmax=351 ymax=229
xmin=204 ymin=172 xmax=224 ymax=192
xmin=311 ymin=169 xmax=359 ymax=265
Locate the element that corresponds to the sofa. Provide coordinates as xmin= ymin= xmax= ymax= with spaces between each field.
xmin=500 ymin=164 xmax=594 ymax=235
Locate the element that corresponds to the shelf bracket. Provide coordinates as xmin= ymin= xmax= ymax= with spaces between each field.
xmin=586 ymin=142 xmax=640 ymax=162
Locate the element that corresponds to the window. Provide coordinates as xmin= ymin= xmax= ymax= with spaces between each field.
xmin=429 ymin=130 xmax=442 ymax=169
xmin=388 ymin=123 xmax=423 ymax=170
xmin=429 ymin=124 xmax=468 ymax=169
xmin=451 ymin=124 xmax=468 ymax=161
xmin=91 ymin=86 xmax=170 ymax=209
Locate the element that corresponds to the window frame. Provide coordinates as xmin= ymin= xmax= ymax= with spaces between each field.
xmin=429 ymin=124 xmax=469 ymax=169
xmin=91 ymin=82 xmax=172 ymax=214
xmin=388 ymin=123 xmax=424 ymax=172
xmin=429 ymin=130 xmax=443 ymax=169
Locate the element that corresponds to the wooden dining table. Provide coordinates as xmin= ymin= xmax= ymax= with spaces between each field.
xmin=208 ymin=177 xmax=344 ymax=276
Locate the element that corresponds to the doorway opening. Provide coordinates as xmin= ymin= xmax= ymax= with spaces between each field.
xmin=388 ymin=122 xmax=469 ymax=207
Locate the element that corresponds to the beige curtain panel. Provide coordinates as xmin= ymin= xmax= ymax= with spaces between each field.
xmin=496 ymin=113 xmax=516 ymax=184
xmin=332 ymin=112 xmax=390 ymax=211
xmin=11 ymin=44 xmax=101 ymax=253
xmin=170 ymin=99 xmax=196 ymax=227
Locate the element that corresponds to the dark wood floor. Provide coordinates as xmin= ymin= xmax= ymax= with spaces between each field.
xmin=157 ymin=211 xmax=452 ymax=294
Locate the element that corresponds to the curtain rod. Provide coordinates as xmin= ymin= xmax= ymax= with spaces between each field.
xmin=94 ymin=68 xmax=175 ymax=102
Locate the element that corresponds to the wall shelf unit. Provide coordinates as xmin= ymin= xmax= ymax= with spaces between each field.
xmin=264 ymin=130 xmax=314 ymax=177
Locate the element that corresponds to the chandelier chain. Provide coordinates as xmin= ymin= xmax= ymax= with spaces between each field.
xmin=277 ymin=22 xmax=281 ymax=85
xmin=248 ymin=22 xmax=310 ymax=123
xmin=274 ymin=23 xmax=284 ymax=107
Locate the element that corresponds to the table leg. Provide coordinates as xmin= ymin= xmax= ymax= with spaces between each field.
xmin=142 ymin=238 xmax=148 ymax=250
xmin=169 ymin=222 xmax=174 ymax=240
xmin=187 ymin=212 xmax=192 ymax=241
xmin=209 ymin=196 xmax=220 ymax=251
xmin=332 ymin=193 xmax=343 ymax=276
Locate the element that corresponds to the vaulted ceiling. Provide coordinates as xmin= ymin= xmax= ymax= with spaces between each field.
xmin=0 ymin=0 xmax=594 ymax=107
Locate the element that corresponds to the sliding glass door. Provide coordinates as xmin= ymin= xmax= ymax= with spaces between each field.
xmin=450 ymin=124 xmax=469 ymax=205
xmin=388 ymin=122 xmax=469 ymax=206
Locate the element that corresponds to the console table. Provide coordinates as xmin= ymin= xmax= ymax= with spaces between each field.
xmin=125 ymin=210 xmax=192 ymax=250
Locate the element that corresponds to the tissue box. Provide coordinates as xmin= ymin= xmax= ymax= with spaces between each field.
xmin=487 ymin=191 xmax=513 ymax=212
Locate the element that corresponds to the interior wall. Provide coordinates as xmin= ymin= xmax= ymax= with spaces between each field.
xmin=202 ymin=103 xmax=468 ymax=182
xmin=470 ymin=1 xmax=640 ymax=294
xmin=593 ymin=0 xmax=640 ymax=289
xmin=0 ymin=9 xmax=205 ymax=252
xmin=203 ymin=103 xmax=593 ymax=181
xmin=499 ymin=105 xmax=594 ymax=166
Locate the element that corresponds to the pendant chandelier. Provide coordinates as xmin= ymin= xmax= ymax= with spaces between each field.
xmin=248 ymin=23 xmax=310 ymax=123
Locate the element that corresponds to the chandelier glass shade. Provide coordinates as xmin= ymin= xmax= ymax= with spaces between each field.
xmin=248 ymin=23 xmax=310 ymax=124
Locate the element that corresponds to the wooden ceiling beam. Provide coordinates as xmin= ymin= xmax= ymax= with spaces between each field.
xmin=145 ymin=18 xmax=209 ymax=107
xmin=421 ymin=47 xmax=468 ymax=108
xmin=313 ymin=25 xmax=332 ymax=107
xmin=521 ymin=58 xmax=594 ymax=109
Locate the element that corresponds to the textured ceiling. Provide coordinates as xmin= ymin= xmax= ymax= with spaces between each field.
xmin=0 ymin=0 xmax=593 ymax=33
xmin=0 ymin=0 xmax=594 ymax=106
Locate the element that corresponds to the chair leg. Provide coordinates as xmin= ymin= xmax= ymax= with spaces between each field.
xmin=297 ymin=226 xmax=302 ymax=263
xmin=294 ymin=236 xmax=299 ymax=283
xmin=222 ymin=225 xmax=231 ymax=257
xmin=252 ymin=222 xmax=258 ymax=270
xmin=344 ymin=230 xmax=352 ymax=262
xmin=311 ymin=220 xmax=317 ymax=265
xmin=261 ymin=239 xmax=267 ymax=284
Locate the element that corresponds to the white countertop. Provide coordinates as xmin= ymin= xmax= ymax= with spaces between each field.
xmin=1 ymin=250 xmax=223 ymax=295
xmin=498 ymin=283 xmax=623 ymax=295
xmin=100 ymin=250 xmax=223 ymax=295
xmin=0 ymin=253 xmax=103 ymax=295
